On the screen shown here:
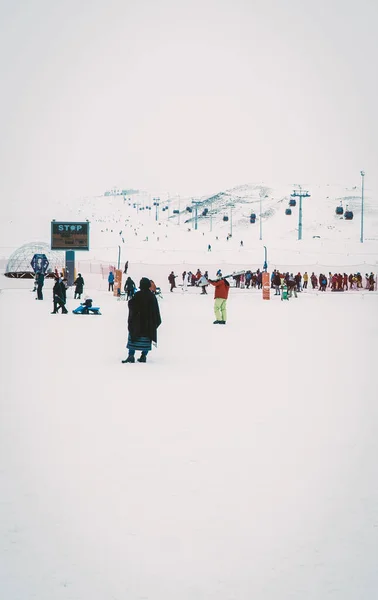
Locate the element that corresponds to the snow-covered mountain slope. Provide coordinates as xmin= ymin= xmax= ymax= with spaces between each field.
xmin=0 ymin=181 xmax=377 ymax=273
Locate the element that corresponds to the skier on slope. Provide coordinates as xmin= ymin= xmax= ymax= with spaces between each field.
xmin=198 ymin=274 xmax=209 ymax=295
xmin=208 ymin=274 xmax=230 ymax=324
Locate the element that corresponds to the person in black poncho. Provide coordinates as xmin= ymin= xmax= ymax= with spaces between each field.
xmin=74 ymin=273 xmax=84 ymax=299
xmin=122 ymin=277 xmax=162 ymax=363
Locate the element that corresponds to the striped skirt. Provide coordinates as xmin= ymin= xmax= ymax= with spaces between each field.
xmin=127 ymin=333 xmax=152 ymax=352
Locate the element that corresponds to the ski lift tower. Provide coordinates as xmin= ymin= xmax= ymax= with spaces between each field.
xmin=192 ymin=199 xmax=201 ymax=230
xmin=153 ymin=197 xmax=160 ymax=221
xmin=291 ymin=187 xmax=311 ymax=240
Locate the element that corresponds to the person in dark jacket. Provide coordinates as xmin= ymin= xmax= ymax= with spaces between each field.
xmin=273 ymin=271 xmax=281 ymax=295
xmin=124 ymin=277 xmax=136 ymax=300
xmin=36 ymin=271 xmax=45 ymax=300
xmin=61 ymin=279 xmax=68 ymax=303
xmin=74 ymin=273 xmax=84 ymax=299
xmin=168 ymin=271 xmax=177 ymax=292
xmin=287 ymin=274 xmax=298 ymax=298
xmin=51 ymin=277 xmax=68 ymax=313
xmin=319 ymin=274 xmax=327 ymax=292
xmin=122 ymin=277 xmax=162 ymax=363
xmin=73 ymin=297 xmax=93 ymax=314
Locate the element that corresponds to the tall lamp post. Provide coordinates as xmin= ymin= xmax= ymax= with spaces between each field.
xmin=291 ymin=186 xmax=311 ymax=241
xmin=263 ymin=246 xmax=268 ymax=271
xmin=360 ymin=171 xmax=365 ymax=243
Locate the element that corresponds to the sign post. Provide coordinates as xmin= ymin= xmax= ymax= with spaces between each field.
xmin=51 ymin=221 xmax=90 ymax=286
xmin=262 ymin=271 xmax=270 ymax=300
xmin=31 ymin=254 xmax=49 ymax=274
xmin=113 ymin=269 xmax=123 ymax=297
xmin=65 ymin=250 xmax=75 ymax=286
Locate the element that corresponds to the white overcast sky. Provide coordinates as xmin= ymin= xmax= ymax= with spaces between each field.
xmin=0 ymin=0 xmax=377 ymax=209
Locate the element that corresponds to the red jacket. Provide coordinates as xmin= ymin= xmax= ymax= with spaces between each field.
xmin=209 ymin=279 xmax=230 ymax=299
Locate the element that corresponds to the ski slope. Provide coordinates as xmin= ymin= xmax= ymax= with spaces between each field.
xmin=1 ymin=180 xmax=378 ymax=600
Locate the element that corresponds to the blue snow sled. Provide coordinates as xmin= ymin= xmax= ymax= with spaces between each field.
xmin=73 ymin=304 xmax=101 ymax=315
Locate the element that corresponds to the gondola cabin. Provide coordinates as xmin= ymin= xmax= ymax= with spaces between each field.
xmin=289 ymin=198 xmax=296 ymax=207
xmin=223 ymin=215 xmax=229 ymax=222
xmin=173 ymin=209 xmax=180 ymax=214
xmin=250 ymin=216 xmax=256 ymax=224
xmin=335 ymin=206 xmax=344 ymax=215
xmin=285 ymin=208 xmax=292 ymax=215
xmin=344 ymin=210 xmax=354 ymax=220
xmin=202 ymin=208 xmax=209 ymax=216
xmin=186 ymin=206 xmax=192 ymax=212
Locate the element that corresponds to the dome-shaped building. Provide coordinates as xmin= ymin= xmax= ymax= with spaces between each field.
xmin=5 ymin=242 xmax=65 ymax=278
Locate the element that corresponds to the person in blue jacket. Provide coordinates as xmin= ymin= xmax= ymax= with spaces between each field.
xmin=108 ymin=270 xmax=115 ymax=291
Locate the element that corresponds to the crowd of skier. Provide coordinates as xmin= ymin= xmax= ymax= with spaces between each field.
xmin=166 ymin=268 xmax=377 ymax=293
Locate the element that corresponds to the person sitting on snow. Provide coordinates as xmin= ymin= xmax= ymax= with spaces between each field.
xmin=72 ymin=297 xmax=100 ymax=314
xmin=79 ymin=297 xmax=93 ymax=314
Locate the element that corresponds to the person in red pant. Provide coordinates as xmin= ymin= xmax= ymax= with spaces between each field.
xmin=208 ymin=275 xmax=230 ymax=324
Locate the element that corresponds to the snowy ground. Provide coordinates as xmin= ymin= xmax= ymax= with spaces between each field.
xmin=1 ymin=279 xmax=378 ymax=599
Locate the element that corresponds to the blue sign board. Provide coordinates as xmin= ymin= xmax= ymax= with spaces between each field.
xmin=31 ymin=254 xmax=49 ymax=274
